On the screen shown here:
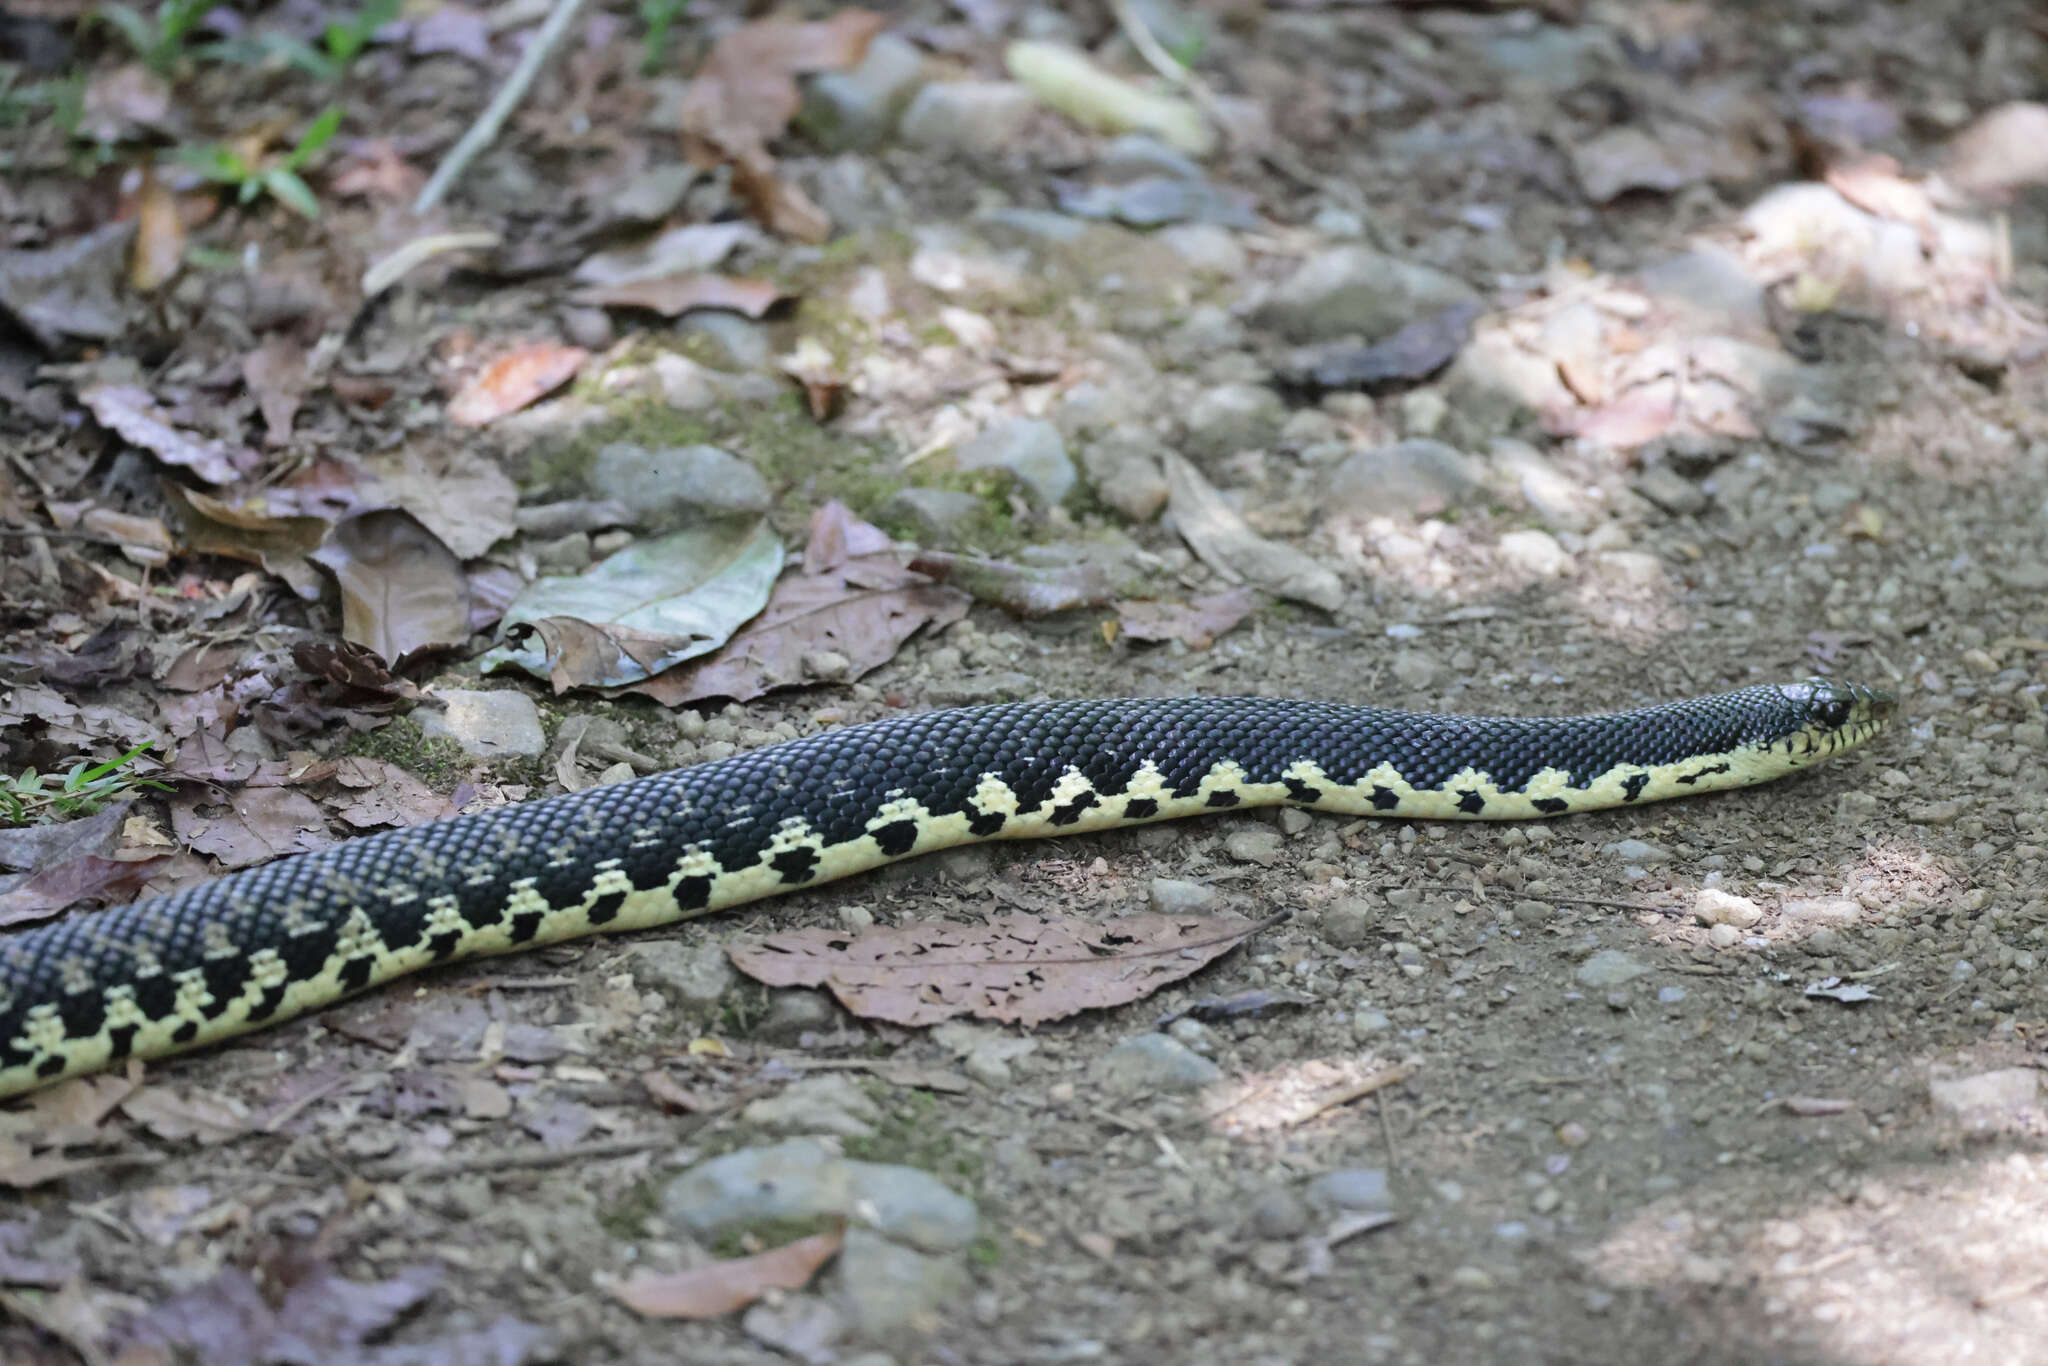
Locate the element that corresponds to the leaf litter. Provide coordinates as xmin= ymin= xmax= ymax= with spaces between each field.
xmin=114 ymin=1259 xmax=551 ymax=1366
xmin=481 ymin=519 xmax=784 ymax=691
xmin=637 ymin=502 xmax=968 ymax=704
xmin=678 ymin=9 xmax=887 ymax=242
xmin=729 ymin=911 xmax=1278 ymax=1028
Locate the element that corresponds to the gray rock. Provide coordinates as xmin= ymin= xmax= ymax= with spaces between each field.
xmin=1633 ymin=464 xmax=1707 ymax=516
xmin=1812 ymin=480 xmax=1861 ymax=516
xmin=1100 ymin=132 xmax=1205 ymax=182
xmin=1307 ymin=1168 xmax=1391 ymax=1214
xmin=954 ymin=417 xmax=1075 ymax=508
xmin=1156 ymin=222 xmax=1246 ymax=277
xmin=801 ymin=33 xmax=927 ymax=151
xmin=1318 ymin=896 xmax=1374 ymax=947
xmin=1481 ymin=23 xmax=1614 ymax=91
xmin=1225 ymin=828 xmax=1283 ymax=866
xmin=1576 ymin=949 xmax=1650 ymax=988
xmin=1497 ymin=528 xmax=1571 ymax=579
xmin=529 ymin=531 xmax=592 ymax=574
xmin=1636 ymin=244 xmax=1768 ymax=336
xmin=663 ymin=1138 xmax=980 ymax=1253
xmin=1928 ymin=1069 xmax=2040 ymax=1124
xmin=590 ymin=443 xmax=770 ymax=528
xmin=1328 ymin=439 xmax=1481 ymax=518
xmin=1094 ymin=1033 xmax=1222 ymax=1094
xmin=627 ymin=941 xmax=736 ymax=1009
xmin=1182 ymin=382 xmax=1285 ymax=461
xmin=1246 ymin=1185 xmax=1311 ymax=1240
xmin=742 ymin=1074 xmax=882 ymax=1140
xmin=663 ymin=1138 xmax=852 ymax=1235
xmin=1080 ymin=428 xmax=1170 ymax=522
xmin=763 ymin=987 xmax=842 ymax=1038
xmin=1390 ymin=649 xmax=1438 ymax=692
xmin=741 ymin=1295 xmax=845 ymax=1363
xmin=677 ymin=312 xmax=774 ymax=371
xmin=810 ymin=152 xmax=914 ymax=235
xmin=1054 ymin=381 xmax=1121 ymax=438
xmin=605 ymin=164 xmax=696 ymax=223
xmin=878 ymin=487 xmax=985 ymax=545
xmin=1693 ymin=888 xmax=1762 ymax=928
xmin=1602 ymin=838 xmax=1671 ymax=864
xmin=1254 ymin=246 xmax=1480 ymax=344
xmin=835 ymin=1226 xmax=969 ymax=1338
xmin=1491 ymin=438 xmax=1598 ymax=533
xmin=972 ymin=206 xmax=1092 ymax=246
xmin=417 ymin=689 xmax=545 ymax=759
xmin=1149 ymin=878 xmax=1221 ymax=915
xmin=899 ymin=80 xmax=1036 ymax=159
xmin=1351 ymin=1009 xmax=1391 ymax=1038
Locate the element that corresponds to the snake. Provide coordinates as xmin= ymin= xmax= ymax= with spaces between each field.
xmin=0 ymin=678 xmax=1893 ymax=1100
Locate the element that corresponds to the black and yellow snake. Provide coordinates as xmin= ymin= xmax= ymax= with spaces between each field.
xmin=0 ymin=679 xmax=1893 ymax=1099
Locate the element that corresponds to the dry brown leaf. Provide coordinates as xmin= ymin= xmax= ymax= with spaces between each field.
xmin=1114 ymin=588 xmax=1256 ymax=647
xmin=160 ymin=643 xmax=244 ymax=693
xmin=570 ymin=273 xmax=786 ymax=319
xmin=80 ymin=506 xmax=173 ymax=566
xmin=329 ymin=140 xmax=427 ymax=201
xmin=79 ymin=382 xmax=245 ymax=484
xmin=679 ymin=9 xmax=885 ymax=243
xmin=611 ymin=1230 xmax=843 ymax=1319
xmin=120 ymin=1086 xmax=252 ymax=1144
xmin=309 ymin=509 xmax=472 ymax=665
xmin=778 ymin=335 xmax=845 ymax=420
xmin=164 ymin=484 xmax=330 ymax=593
xmin=445 ymin=342 xmax=588 ymax=427
xmin=635 ymin=502 xmax=966 ymax=704
xmin=323 ymin=757 xmax=459 ymax=829
xmin=0 ymin=854 xmax=166 ymax=928
xmin=242 ymin=334 xmax=309 ymax=447
xmin=170 ymin=787 xmax=332 ymax=869
xmin=730 ymin=912 xmax=1270 ymax=1027
xmin=130 ymin=167 xmax=185 ymax=292
xmin=364 ymin=442 xmax=520 ymax=560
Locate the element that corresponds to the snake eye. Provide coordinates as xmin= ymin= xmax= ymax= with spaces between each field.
xmin=1815 ymin=697 xmax=1852 ymax=729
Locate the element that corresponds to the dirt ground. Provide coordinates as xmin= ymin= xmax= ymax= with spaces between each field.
xmin=4 ymin=0 xmax=2048 ymax=1363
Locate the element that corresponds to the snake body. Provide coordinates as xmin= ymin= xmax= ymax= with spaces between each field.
xmin=0 ymin=679 xmax=1893 ymax=1099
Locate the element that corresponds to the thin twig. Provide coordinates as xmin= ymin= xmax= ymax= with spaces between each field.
xmin=0 ymin=524 xmax=151 ymax=550
xmin=413 ymin=0 xmax=591 ymax=214
xmin=1297 ymin=1062 xmax=1415 ymax=1125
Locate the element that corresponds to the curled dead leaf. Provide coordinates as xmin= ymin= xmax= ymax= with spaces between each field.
xmin=445 ymin=342 xmax=588 ymax=426
xmin=611 ymin=1229 xmax=843 ymax=1319
xmin=570 ymin=273 xmax=786 ymax=319
xmin=79 ymin=381 xmax=245 ymax=485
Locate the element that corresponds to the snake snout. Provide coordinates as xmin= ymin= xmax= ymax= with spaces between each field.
xmin=1777 ymin=676 xmax=1895 ymax=738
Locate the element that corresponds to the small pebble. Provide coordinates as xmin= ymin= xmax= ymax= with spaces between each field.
xmin=1149 ymin=878 xmax=1221 ymax=914
xmin=1225 ymin=829 xmax=1284 ymax=866
xmin=1318 ymin=897 xmax=1375 ymax=947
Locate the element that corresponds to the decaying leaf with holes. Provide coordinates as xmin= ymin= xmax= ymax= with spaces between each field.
xmin=728 ymin=912 xmax=1272 ymax=1027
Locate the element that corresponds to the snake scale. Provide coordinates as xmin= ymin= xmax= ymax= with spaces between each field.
xmin=0 ymin=678 xmax=1893 ymax=1099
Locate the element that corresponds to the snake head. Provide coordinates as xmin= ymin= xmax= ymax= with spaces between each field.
xmin=1777 ymin=676 xmax=1896 ymax=748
